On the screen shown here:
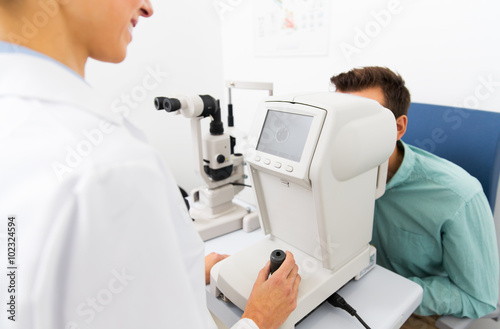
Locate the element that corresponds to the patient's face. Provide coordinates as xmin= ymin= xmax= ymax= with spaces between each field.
xmin=339 ymin=87 xmax=386 ymax=108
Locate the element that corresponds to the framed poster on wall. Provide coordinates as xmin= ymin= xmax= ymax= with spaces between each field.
xmin=254 ymin=0 xmax=330 ymax=57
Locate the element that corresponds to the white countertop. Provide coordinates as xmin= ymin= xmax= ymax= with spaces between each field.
xmin=205 ymin=228 xmax=423 ymax=329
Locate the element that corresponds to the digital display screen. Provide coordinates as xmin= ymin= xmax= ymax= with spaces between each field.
xmin=256 ymin=110 xmax=313 ymax=162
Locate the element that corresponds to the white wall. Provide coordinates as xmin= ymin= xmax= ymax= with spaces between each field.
xmin=85 ymin=0 xmax=225 ymax=192
xmin=220 ymin=0 xmax=500 ymax=117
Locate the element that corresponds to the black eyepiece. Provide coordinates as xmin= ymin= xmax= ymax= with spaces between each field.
xmin=154 ymin=97 xmax=181 ymax=113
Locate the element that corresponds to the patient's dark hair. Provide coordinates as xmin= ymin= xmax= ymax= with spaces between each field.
xmin=330 ymin=66 xmax=411 ymax=118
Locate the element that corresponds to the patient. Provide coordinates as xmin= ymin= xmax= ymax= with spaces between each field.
xmin=330 ymin=66 xmax=499 ymax=329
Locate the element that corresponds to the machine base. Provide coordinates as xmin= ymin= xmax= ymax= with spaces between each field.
xmin=210 ymin=236 xmax=376 ymax=329
xmin=191 ymin=203 xmax=247 ymax=241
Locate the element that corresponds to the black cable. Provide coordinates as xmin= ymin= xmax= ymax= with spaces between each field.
xmin=327 ymin=292 xmax=371 ymax=329
xmin=354 ymin=313 xmax=371 ymax=329
xmin=231 ymin=182 xmax=252 ymax=188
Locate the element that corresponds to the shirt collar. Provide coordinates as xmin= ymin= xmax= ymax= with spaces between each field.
xmin=0 ymin=41 xmax=43 ymax=56
xmin=386 ymin=140 xmax=415 ymax=189
xmin=0 ymin=41 xmax=83 ymax=80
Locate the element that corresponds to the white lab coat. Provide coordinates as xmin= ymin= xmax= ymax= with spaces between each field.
xmin=0 ymin=53 xmax=257 ymax=329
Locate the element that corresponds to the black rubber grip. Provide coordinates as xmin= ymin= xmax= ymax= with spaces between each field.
xmin=270 ymin=249 xmax=286 ymax=275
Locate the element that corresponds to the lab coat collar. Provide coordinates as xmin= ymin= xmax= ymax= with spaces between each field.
xmin=0 ymin=53 xmax=123 ymax=125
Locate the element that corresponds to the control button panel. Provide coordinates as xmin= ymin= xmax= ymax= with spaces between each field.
xmin=252 ymin=153 xmax=297 ymax=176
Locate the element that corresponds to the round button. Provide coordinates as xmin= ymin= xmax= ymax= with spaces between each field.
xmin=285 ymin=165 xmax=294 ymax=172
xmin=274 ymin=162 xmax=282 ymax=168
xmin=264 ymin=159 xmax=271 ymax=165
xmin=216 ymin=154 xmax=226 ymax=164
xmin=255 ymin=155 xmax=261 ymax=162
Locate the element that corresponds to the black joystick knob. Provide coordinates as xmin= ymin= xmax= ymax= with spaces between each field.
xmin=270 ymin=249 xmax=286 ymax=275
xmin=154 ymin=97 xmax=181 ymax=113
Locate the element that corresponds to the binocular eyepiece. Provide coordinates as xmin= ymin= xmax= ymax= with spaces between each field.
xmin=155 ymin=97 xmax=181 ymax=113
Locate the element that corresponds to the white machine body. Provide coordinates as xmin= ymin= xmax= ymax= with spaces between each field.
xmin=210 ymin=92 xmax=396 ymax=329
xmin=202 ymin=133 xmax=233 ymax=171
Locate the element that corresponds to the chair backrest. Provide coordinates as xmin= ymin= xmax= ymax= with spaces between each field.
xmin=402 ymin=103 xmax=500 ymax=215
xmin=404 ymin=102 xmax=500 ymax=326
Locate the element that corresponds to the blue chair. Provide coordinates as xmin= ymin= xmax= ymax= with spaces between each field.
xmin=403 ymin=103 xmax=500 ymax=329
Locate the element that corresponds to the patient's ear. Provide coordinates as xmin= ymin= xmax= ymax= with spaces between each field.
xmin=396 ymin=115 xmax=408 ymax=141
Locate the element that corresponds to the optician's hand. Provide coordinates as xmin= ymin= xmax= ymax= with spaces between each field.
xmin=205 ymin=252 xmax=230 ymax=284
xmin=242 ymin=251 xmax=301 ymax=329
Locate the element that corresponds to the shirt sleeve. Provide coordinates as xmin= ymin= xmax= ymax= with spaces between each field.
xmin=231 ymin=318 xmax=260 ymax=329
xmin=408 ymin=191 xmax=499 ymax=317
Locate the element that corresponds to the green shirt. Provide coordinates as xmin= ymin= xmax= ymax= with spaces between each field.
xmin=372 ymin=141 xmax=499 ymax=317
